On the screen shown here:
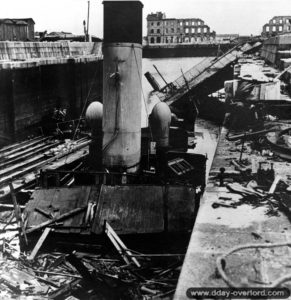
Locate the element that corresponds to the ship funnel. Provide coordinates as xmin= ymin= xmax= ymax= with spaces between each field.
xmin=102 ymin=0 xmax=143 ymax=173
xmin=149 ymin=102 xmax=172 ymax=148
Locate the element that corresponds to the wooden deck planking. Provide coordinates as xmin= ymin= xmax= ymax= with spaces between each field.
xmin=25 ymin=189 xmax=56 ymax=227
xmin=92 ymin=185 xmax=165 ymax=235
xmin=68 ymin=186 xmax=92 ymax=233
xmin=25 ymin=187 xmax=92 ymax=233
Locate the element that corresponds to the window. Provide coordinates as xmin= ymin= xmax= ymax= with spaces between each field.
xmin=164 ymin=21 xmax=167 ymax=25
xmin=191 ymin=28 xmax=195 ymax=33
xmin=198 ymin=27 xmax=201 ymax=33
xmin=151 ymin=22 xmax=154 ymax=26
xmin=150 ymin=37 xmax=155 ymax=44
xmin=204 ymin=27 xmax=207 ymax=33
xmin=177 ymin=28 xmax=180 ymax=33
xmin=198 ymin=21 xmax=201 ymax=25
xmin=157 ymin=29 xmax=160 ymax=33
xmin=165 ymin=29 xmax=168 ymax=34
xmin=279 ymin=19 xmax=283 ymax=24
xmin=150 ymin=29 xmax=154 ymax=34
xmin=157 ymin=37 xmax=161 ymax=43
xmin=185 ymin=28 xmax=189 ymax=33
xmin=279 ymin=26 xmax=283 ymax=31
xmin=192 ymin=21 xmax=195 ymax=25
xmin=266 ymin=26 xmax=270 ymax=32
xmin=273 ymin=19 xmax=276 ymax=24
xmin=157 ymin=22 xmax=160 ymax=26
xmin=272 ymin=26 xmax=276 ymax=32
xmin=186 ymin=21 xmax=189 ymax=25
xmin=180 ymin=21 xmax=183 ymax=26
xmin=171 ymin=28 xmax=174 ymax=33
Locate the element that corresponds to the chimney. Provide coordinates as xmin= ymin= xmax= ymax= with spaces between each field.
xmin=102 ymin=0 xmax=143 ymax=173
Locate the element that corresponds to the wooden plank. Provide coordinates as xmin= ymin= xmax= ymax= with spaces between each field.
xmin=0 ymin=148 xmax=88 ymax=201
xmin=0 ymin=152 xmax=55 ymax=177
xmin=9 ymin=182 xmax=28 ymax=244
xmin=0 ymin=141 xmax=61 ymax=168
xmin=27 ymin=227 xmax=52 ymax=261
xmin=0 ymin=136 xmax=50 ymax=158
xmin=25 ymin=206 xmax=87 ymax=235
xmin=0 ymin=139 xmax=90 ymax=187
xmin=0 ymin=136 xmax=44 ymax=155
xmin=105 ymin=229 xmax=130 ymax=265
xmin=26 ymin=189 xmax=56 ymax=226
xmin=25 ymin=186 xmax=94 ymax=234
xmin=105 ymin=222 xmax=141 ymax=267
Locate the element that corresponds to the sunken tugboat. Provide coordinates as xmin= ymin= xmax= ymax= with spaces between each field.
xmin=24 ymin=1 xmax=206 ymax=250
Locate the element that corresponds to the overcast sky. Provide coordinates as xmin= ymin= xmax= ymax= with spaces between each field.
xmin=1 ymin=0 xmax=290 ymax=37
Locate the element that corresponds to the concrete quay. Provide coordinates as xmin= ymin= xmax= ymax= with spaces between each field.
xmin=175 ymin=125 xmax=291 ymax=299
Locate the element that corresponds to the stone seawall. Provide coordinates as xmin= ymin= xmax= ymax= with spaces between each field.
xmin=143 ymin=43 xmax=235 ymax=58
xmin=0 ymin=41 xmax=102 ymax=61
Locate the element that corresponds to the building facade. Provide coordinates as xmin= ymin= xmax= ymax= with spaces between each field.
xmin=262 ymin=16 xmax=291 ymax=37
xmin=0 ymin=18 xmax=35 ymax=41
xmin=146 ymin=12 xmax=216 ymax=44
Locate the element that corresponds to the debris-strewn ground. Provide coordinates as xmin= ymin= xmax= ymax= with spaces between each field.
xmin=0 ymin=214 xmax=185 ymax=300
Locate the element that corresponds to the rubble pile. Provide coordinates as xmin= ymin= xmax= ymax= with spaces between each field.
xmin=0 ymin=212 xmax=183 ymax=300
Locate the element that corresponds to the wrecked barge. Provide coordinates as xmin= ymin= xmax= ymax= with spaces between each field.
xmin=22 ymin=0 xmax=207 ymax=240
xmin=0 ymin=1 xmax=209 ymax=298
xmin=1 ymin=2 xmax=291 ymax=300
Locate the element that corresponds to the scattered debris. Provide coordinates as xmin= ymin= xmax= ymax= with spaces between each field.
xmin=0 ymin=212 xmax=183 ymax=299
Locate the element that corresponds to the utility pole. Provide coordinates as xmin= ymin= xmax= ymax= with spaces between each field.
xmin=87 ymin=0 xmax=90 ymax=42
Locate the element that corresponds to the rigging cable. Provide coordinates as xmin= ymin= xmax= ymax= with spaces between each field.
xmin=64 ymin=64 xmax=100 ymax=165
xmin=102 ymin=60 xmax=120 ymax=154
xmin=72 ymin=65 xmax=100 ymax=141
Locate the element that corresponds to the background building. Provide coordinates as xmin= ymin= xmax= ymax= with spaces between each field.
xmin=262 ymin=16 xmax=291 ymax=37
xmin=147 ymin=12 xmax=216 ymax=44
xmin=0 ymin=18 xmax=35 ymax=41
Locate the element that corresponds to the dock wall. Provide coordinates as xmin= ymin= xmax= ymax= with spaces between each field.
xmin=143 ymin=43 xmax=235 ymax=58
xmin=261 ymin=35 xmax=291 ymax=68
xmin=0 ymin=56 xmax=103 ymax=144
xmin=0 ymin=41 xmax=102 ymax=61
